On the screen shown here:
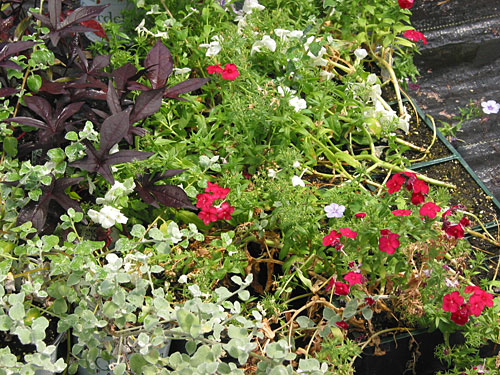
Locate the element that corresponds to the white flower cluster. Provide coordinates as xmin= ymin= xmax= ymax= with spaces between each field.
xmin=88 ymin=205 xmax=128 ymax=229
xmin=199 ymin=35 xmax=224 ymax=57
xmin=277 ymin=85 xmax=307 ymax=112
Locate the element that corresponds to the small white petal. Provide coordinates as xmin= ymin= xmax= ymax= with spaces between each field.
xmin=291 ymin=175 xmax=305 ymax=187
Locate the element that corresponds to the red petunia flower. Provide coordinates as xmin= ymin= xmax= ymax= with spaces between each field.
xmin=216 ymin=201 xmax=235 ymax=220
xmin=398 ymin=0 xmax=414 ymax=9
xmin=459 ymin=216 xmax=470 ymax=227
xmin=445 ymin=224 xmax=465 ymax=239
xmin=354 ymin=212 xmax=366 ymax=218
xmin=205 ymin=181 xmax=230 ymax=199
xmin=411 ymin=192 xmax=425 ymax=205
xmin=344 ymin=271 xmax=364 ymax=286
xmin=221 ymin=64 xmax=240 ymax=80
xmin=336 ymin=320 xmax=349 ymax=330
xmin=339 ymin=227 xmax=358 ymax=239
xmin=420 ymin=202 xmax=441 ymax=219
xmin=392 ymin=209 xmax=412 ymax=217
xmin=442 ymin=291 xmax=465 ymax=313
xmin=196 ymin=192 xmax=216 ymax=210
xmin=334 ymin=281 xmax=350 ymax=296
xmin=379 ymin=229 xmax=400 ymax=255
xmin=198 ymin=205 xmax=219 ymax=225
xmin=386 ymin=173 xmax=406 ymax=194
xmin=468 ymin=294 xmax=486 ymax=317
xmin=322 ymin=230 xmax=342 ymax=247
xmin=403 ymin=30 xmax=427 ymax=44
xmin=207 ymin=64 xmax=224 ymax=74
xmin=325 ymin=277 xmax=335 ymax=291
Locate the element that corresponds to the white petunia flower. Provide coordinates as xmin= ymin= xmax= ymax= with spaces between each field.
xmin=242 ymin=0 xmax=265 ymax=14
xmin=354 ymin=48 xmax=368 ymax=60
xmin=274 ymin=28 xmax=290 ymax=40
xmin=199 ymin=36 xmax=224 ymax=57
xmin=277 ymin=85 xmax=296 ymax=97
xmin=178 ymin=275 xmax=188 ymax=284
xmin=268 ymin=168 xmax=277 ymax=178
xmin=293 ymin=161 xmax=301 ymax=168
xmin=173 ymin=67 xmax=191 ymax=75
xmin=289 ymin=96 xmax=307 ymax=112
xmin=481 ymin=100 xmax=500 ymax=114
xmin=251 ymin=35 xmax=276 ymax=54
xmin=291 ymin=175 xmax=305 ymax=187
xmin=319 ymin=70 xmax=335 ymax=81
xmin=88 ymin=205 xmax=128 ymax=229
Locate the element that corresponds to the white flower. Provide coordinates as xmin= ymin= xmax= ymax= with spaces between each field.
xmin=319 ymin=70 xmax=335 ymax=81
xmin=293 ymin=161 xmax=301 ymax=168
xmin=242 ymin=0 xmax=265 ymax=14
xmin=289 ymin=96 xmax=307 ymax=112
xmin=268 ymin=168 xmax=277 ymax=178
xmin=96 ymin=178 xmax=136 ymax=204
xmin=173 ymin=67 xmax=191 ymax=75
xmin=354 ymin=48 xmax=368 ymax=60
xmin=88 ymin=205 xmax=128 ymax=229
xmin=251 ymin=35 xmax=276 ymax=55
xmin=277 ymin=85 xmax=296 ymax=97
xmin=178 ymin=275 xmax=188 ymax=284
xmin=288 ymin=30 xmax=304 ymax=39
xmin=291 ymin=175 xmax=305 ymax=187
xmin=274 ymin=28 xmax=290 ymax=40
xmin=199 ymin=36 xmax=223 ymax=57
xmin=481 ymin=100 xmax=500 ymax=114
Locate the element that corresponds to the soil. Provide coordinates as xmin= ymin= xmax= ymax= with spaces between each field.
xmin=397 ymin=102 xmax=452 ymax=162
xmin=415 ymin=159 xmax=500 ymax=225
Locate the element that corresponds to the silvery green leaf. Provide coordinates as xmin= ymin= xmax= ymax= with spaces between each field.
xmin=131 ymin=224 xmax=146 ymax=238
xmin=188 ymin=284 xmax=202 ymax=297
xmin=231 ymin=275 xmax=243 ymax=285
xmin=8 ymin=302 xmax=25 ymax=321
xmin=228 ymin=325 xmax=247 ymax=339
xmin=296 ymin=315 xmax=314 ymax=329
xmin=149 ymin=227 xmax=164 ymax=241
xmin=342 ymin=299 xmax=358 ymax=320
xmin=14 ymin=326 xmax=31 ymax=344
xmin=362 ymin=306 xmax=373 ymax=320
xmin=215 ymin=287 xmax=231 ymax=302
xmin=238 ymin=290 xmax=250 ymax=301
xmin=113 ymin=363 xmax=126 ymax=375
xmin=150 ymin=265 xmax=164 ymax=273
xmin=138 ymin=332 xmax=150 ymax=347
xmin=252 ymin=310 xmax=262 ymax=321
xmin=0 ymin=315 xmax=12 ymax=331
xmin=299 ymin=358 xmax=320 ymax=371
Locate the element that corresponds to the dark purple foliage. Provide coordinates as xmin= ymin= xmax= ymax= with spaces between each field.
xmin=135 ymin=170 xmax=195 ymax=210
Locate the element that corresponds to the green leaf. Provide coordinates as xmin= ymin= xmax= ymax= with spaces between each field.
xmin=186 ymin=340 xmax=197 ymax=355
xmin=296 ymin=269 xmax=313 ymax=291
xmin=361 ymin=307 xmax=373 ymax=320
xmin=113 ymin=363 xmax=126 ymax=375
xmin=3 ymin=137 xmax=18 ymax=157
xmin=9 ymin=303 xmax=25 ymax=321
xmin=342 ymin=299 xmax=358 ymax=320
xmin=27 ymin=74 xmax=42 ymax=92
xmin=238 ymin=290 xmax=250 ymax=301
xmin=129 ymin=353 xmax=148 ymax=374
xmin=52 ymin=298 xmax=68 ymax=314
xmin=334 ymin=151 xmax=361 ymax=168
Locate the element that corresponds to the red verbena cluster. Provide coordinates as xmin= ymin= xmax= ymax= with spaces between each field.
xmin=386 ymin=172 xmax=429 ymax=205
xmin=441 ymin=204 xmax=471 ymax=239
xmin=196 ymin=182 xmax=235 ymax=225
xmin=206 ymin=63 xmax=240 ymax=80
xmin=442 ymin=287 xmax=494 ymax=326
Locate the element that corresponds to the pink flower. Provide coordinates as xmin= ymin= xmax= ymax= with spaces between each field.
xmin=354 ymin=212 xmax=366 ymax=218
xmin=398 ymin=0 xmax=414 ymax=9
xmin=221 ymin=64 xmax=239 ymax=80
xmin=444 ymin=224 xmax=464 ymax=239
xmin=207 ymin=64 xmax=223 ymax=74
xmin=420 ymin=202 xmax=441 ymax=219
xmin=198 ymin=206 xmax=219 ymax=225
xmin=442 ymin=291 xmax=464 ymax=313
xmin=196 ymin=193 xmax=215 ymax=210
xmin=386 ymin=173 xmax=405 ymax=194
xmin=379 ymin=229 xmax=400 ymax=255
xmin=216 ymin=201 xmax=235 ymax=221
xmin=392 ymin=209 xmax=412 ymax=217
xmin=403 ymin=30 xmax=428 ymax=44
xmin=336 ymin=320 xmax=349 ymax=330
xmin=334 ymin=282 xmax=350 ymax=296
xmin=344 ymin=271 xmax=364 ymax=286
xmin=339 ymin=227 xmax=358 ymax=239
xmin=322 ymin=230 xmax=341 ymax=247
xmin=205 ymin=181 xmax=229 ymax=199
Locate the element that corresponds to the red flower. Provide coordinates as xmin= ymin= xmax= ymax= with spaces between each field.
xmin=386 ymin=173 xmax=406 ymax=194
xmin=465 ymin=288 xmax=494 ymax=309
xmin=403 ymin=30 xmax=428 ymax=44
xmin=392 ymin=209 xmax=412 ymax=217
xmin=207 ymin=64 xmax=224 ymax=74
xmin=459 ymin=216 xmax=470 ymax=227
xmin=412 ymin=179 xmax=429 ymax=195
xmin=336 ymin=320 xmax=349 ymax=330
xmin=221 ymin=64 xmax=240 ymax=80
xmin=339 ymin=227 xmax=358 ymax=239
xmin=325 ymin=277 xmax=335 ymax=291
xmin=468 ymin=294 xmax=485 ymax=317
xmin=445 ymin=224 xmax=464 ymax=239
xmin=411 ymin=192 xmax=425 ymax=205
xmin=322 ymin=230 xmax=341 ymax=247
xmin=198 ymin=206 xmax=219 ymax=225
xmin=205 ymin=181 xmax=230 ymax=199
xmin=379 ymin=229 xmax=400 ymax=255
xmin=334 ymin=282 xmax=350 ymax=296
xmin=354 ymin=212 xmax=366 ymax=218
xmin=442 ymin=291 xmax=465 ymax=313
xmin=196 ymin=193 xmax=215 ymax=210
xmin=450 ymin=305 xmax=469 ymax=326
xmin=364 ymin=297 xmax=375 ymax=306
xmin=419 ymin=202 xmax=441 ymax=219
xmin=464 ymin=286 xmax=483 ymax=294
xmin=216 ymin=201 xmax=235 ymax=221
xmin=398 ymin=0 xmax=414 ymax=9
xmin=344 ymin=271 xmax=364 ymax=286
